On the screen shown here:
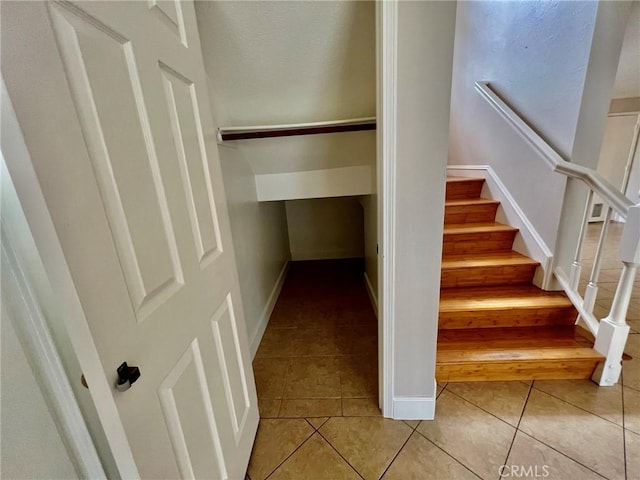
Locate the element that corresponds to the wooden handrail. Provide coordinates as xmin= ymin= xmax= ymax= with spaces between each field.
xmin=475 ymin=81 xmax=633 ymax=218
xmin=217 ymin=117 xmax=376 ymax=141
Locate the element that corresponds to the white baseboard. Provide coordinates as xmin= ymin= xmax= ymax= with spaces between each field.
xmin=249 ymin=261 xmax=290 ymax=359
xmin=392 ymin=396 xmax=436 ymax=420
xmin=447 ymin=165 xmax=554 ymax=289
xmin=363 ymin=272 xmax=378 ymax=318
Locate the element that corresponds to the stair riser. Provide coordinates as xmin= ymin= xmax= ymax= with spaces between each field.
xmin=445 ymin=180 xmax=484 ymax=200
xmin=440 ymin=265 xmax=537 ymax=288
xmin=442 ymin=231 xmax=517 ymax=255
xmin=439 ymin=307 xmax=577 ymax=329
xmin=436 ymin=360 xmax=599 ymax=382
xmin=444 ymin=204 xmax=499 ymax=225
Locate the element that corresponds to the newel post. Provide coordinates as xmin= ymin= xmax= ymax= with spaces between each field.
xmin=592 ymin=204 xmax=640 ymax=386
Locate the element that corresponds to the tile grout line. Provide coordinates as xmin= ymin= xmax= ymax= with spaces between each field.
xmin=275 ymin=357 xmax=292 ymax=418
xmin=262 ymin=429 xmax=317 ymax=480
xmin=412 ymin=428 xmax=483 ymax=479
xmin=530 ymin=383 xmax=626 ymax=429
xmin=444 ymin=388 xmax=518 ymax=430
xmin=622 ymin=382 xmax=640 ymax=394
xmin=304 ymin=418 xmax=317 ymax=431
xmin=497 ymin=381 xmax=534 ymax=480
xmin=376 ymin=427 xmax=416 ymax=479
xmin=437 ymin=382 xmax=448 ymax=400
xmin=314 ymin=429 xmax=365 ymax=480
xmin=514 ymin=430 xmax=608 ymax=480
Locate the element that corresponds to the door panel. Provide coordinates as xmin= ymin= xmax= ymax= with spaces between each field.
xmin=1 ymin=1 xmax=258 ymax=478
xmin=210 ymin=295 xmax=251 ymax=444
xmin=49 ymin=4 xmax=186 ymax=320
xmin=160 ymin=63 xmax=223 ymax=266
xmin=149 ymin=0 xmax=187 ymax=45
xmin=158 ymin=339 xmax=226 ymax=480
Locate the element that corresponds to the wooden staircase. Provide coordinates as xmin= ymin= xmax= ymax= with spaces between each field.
xmin=436 ymin=177 xmax=604 ymax=382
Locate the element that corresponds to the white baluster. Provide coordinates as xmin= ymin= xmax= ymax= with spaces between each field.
xmin=570 ymin=190 xmax=593 ymax=290
xmin=592 ymin=205 xmax=640 ymax=386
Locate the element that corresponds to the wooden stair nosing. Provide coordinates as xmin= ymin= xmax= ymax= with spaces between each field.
xmin=438 ymin=309 xmax=577 ymax=330
xmin=445 ymin=198 xmax=500 ymax=207
xmin=437 ymin=347 xmax=604 ymax=364
xmin=441 ymin=251 xmax=539 ymax=269
xmin=439 ymin=285 xmax=574 ymax=312
xmin=435 ymin=360 xmax=601 ymax=382
xmin=437 ymin=325 xmax=593 ymax=345
xmin=443 ymin=222 xmax=517 ymax=234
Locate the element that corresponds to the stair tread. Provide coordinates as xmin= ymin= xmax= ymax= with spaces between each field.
xmin=439 ymin=285 xmax=573 ymax=312
xmin=446 ymin=176 xmax=484 ymax=183
xmin=438 ymin=347 xmax=603 ymax=364
xmin=445 ymin=198 xmax=500 ymax=207
xmin=437 ymin=326 xmax=603 ymax=363
xmin=441 ymin=251 xmax=539 ymax=268
xmin=439 ymin=177 xmax=601 ymax=382
xmin=443 ymin=222 xmax=518 ymax=234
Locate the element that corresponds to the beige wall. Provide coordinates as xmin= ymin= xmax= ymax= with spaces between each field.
xmin=218 ymin=144 xmax=290 ymax=351
xmin=195 ymin=1 xmax=376 ymax=177
xmin=285 ymin=197 xmax=364 ymax=261
xmin=360 ymin=195 xmax=377 ymax=302
xmin=610 ymin=97 xmax=640 ymax=114
xmin=195 ymin=1 xmax=375 ymax=126
xmin=196 ymin=1 xmax=376 ymax=351
xmin=391 ymin=1 xmax=456 ymax=403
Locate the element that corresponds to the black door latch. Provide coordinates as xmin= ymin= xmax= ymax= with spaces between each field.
xmin=116 ymin=362 xmax=141 ymax=392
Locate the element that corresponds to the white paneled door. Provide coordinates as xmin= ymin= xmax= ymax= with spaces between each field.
xmin=1 ymin=1 xmax=258 ymax=478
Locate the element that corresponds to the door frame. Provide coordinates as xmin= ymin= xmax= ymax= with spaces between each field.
xmin=376 ymin=0 xmax=396 ymax=418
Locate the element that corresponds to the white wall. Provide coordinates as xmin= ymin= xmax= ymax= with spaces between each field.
xmin=589 ymin=114 xmax=638 ymax=222
xmin=217 ymin=144 xmax=290 ymax=352
xmin=553 ymin=2 xmax=631 ymax=275
xmin=626 ymin=138 xmax=640 ymax=205
xmin=1 ymin=305 xmax=79 ymax=480
xmin=597 ymin=115 xmax=638 ymax=190
xmin=285 ymin=197 xmax=364 ymax=261
xmin=391 ymin=1 xmax=456 ymax=406
xmin=448 ymin=1 xmax=601 ymax=248
xmin=612 ymin=1 xmax=640 ymax=99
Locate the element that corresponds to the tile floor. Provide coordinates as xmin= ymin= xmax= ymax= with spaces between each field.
xmin=248 ymin=223 xmax=639 ymax=480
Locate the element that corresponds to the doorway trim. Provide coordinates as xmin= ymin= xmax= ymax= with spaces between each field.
xmin=377 ymin=0 xmax=397 ymax=418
